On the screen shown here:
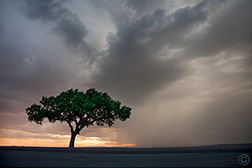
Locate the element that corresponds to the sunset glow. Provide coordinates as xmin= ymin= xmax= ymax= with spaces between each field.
xmin=0 ymin=129 xmax=135 ymax=147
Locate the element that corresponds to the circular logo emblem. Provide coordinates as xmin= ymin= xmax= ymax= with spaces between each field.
xmin=238 ymin=154 xmax=250 ymax=166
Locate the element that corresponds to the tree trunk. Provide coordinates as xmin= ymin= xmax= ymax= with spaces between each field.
xmin=69 ymin=132 xmax=77 ymax=148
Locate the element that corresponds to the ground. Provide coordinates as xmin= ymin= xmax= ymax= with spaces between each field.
xmin=0 ymin=144 xmax=251 ymax=167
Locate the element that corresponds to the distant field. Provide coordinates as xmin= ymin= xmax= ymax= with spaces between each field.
xmin=1 ymin=144 xmax=252 ymax=167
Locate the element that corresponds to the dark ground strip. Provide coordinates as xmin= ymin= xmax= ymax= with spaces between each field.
xmin=0 ymin=144 xmax=251 ymax=167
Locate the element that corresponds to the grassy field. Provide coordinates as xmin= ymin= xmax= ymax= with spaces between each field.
xmin=1 ymin=144 xmax=252 ymax=167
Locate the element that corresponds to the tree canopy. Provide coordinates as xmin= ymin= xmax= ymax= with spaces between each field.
xmin=26 ymin=88 xmax=131 ymax=147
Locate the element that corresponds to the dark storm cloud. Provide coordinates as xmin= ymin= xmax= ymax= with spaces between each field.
xmin=0 ymin=25 xmax=70 ymax=97
xmin=90 ymin=0 xmax=252 ymax=146
xmin=126 ymin=0 xmax=167 ymax=16
xmin=21 ymin=0 xmax=89 ymax=51
xmin=181 ymin=0 xmax=252 ymax=86
xmin=0 ymin=1 xmax=79 ymax=113
xmin=92 ymin=1 xmax=211 ymax=105
xmin=183 ymin=0 xmax=252 ymax=59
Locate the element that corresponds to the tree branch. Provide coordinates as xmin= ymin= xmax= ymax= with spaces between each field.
xmin=74 ymin=117 xmax=79 ymax=130
xmin=67 ymin=120 xmax=73 ymax=133
xmin=79 ymin=119 xmax=95 ymax=131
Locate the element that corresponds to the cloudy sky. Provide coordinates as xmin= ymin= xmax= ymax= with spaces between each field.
xmin=0 ymin=0 xmax=252 ymax=147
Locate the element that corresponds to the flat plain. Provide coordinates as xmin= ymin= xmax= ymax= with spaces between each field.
xmin=0 ymin=144 xmax=252 ymax=167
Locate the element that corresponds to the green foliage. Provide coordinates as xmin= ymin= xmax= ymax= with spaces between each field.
xmin=26 ymin=88 xmax=131 ymax=128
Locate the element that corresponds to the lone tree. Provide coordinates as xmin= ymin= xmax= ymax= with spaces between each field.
xmin=26 ymin=88 xmax=131 ymax=148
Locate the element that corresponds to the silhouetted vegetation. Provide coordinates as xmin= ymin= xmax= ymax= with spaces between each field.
xmin=26 ymin=88 xmax=131 ymax=147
